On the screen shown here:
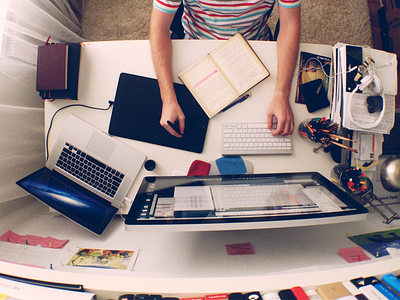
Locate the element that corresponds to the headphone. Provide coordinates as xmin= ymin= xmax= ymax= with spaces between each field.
xmin=348 ymin=73 xmax=385 ymax=129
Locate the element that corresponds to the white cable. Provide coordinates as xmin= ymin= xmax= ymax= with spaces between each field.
xmin=369 ymin=74 xmax=383 ymax=94
xmin=348 ymin=76 xmax=385 ymax=129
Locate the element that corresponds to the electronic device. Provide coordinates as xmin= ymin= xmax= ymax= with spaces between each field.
xmin=108 ymin=73 xmax=209 ymax=153
xmin=221 ymin=122 xmax=292 ymax=155
xmin=124 ymin=172 xmax=369 ymax=232
xmin=17 ymin=114 xmax=146 ymax=235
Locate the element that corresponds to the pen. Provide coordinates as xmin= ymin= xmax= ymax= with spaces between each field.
xmin=167 ymin=120 xmax=186 ymax=137
xmin=219 ymin=93 xmax=251 ymax=113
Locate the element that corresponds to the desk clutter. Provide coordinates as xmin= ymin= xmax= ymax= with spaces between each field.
xmin=298 ymin=117 xmax=357 ymax=154
xmin=330 ymin=164 xmax=399 ymax=224
xmin=296 ymin=43 xmax=399 ymax=224
xmin=330 ymin=43 xmax=397 ymax=134
xmin=329 ymin=43 xmax=397 ymax=178
xmin=298 ymin=43 xmax=397 ymax=164
xmin=116 ymin=275 xmax=400 ymax=300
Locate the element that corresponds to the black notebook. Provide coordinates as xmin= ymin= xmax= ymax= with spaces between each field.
xmin=108 ymin=73 xmax=209 ymax=153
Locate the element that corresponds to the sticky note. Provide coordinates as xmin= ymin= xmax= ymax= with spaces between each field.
xmin=0 ymin=230 xmax=69 ymax=249
xmin=338 ymin=246 xmax=371 ymax=263
xmin=226 ymin=242 xmax=255 ymax=255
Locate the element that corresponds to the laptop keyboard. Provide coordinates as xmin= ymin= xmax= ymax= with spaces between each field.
xmin=222 ymin=122 xmax=292 ymax=155
xmin=56 ymin=143 xmax=125 ymax=198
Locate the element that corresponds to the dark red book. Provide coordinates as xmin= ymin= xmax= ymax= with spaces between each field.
xmin=36 ymin=43 xmax=68 ymax=91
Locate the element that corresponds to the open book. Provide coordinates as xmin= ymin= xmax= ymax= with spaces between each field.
xmin=178 ymin=33 xmax=270 ymax=118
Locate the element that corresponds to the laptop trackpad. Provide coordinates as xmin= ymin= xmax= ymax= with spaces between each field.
xmin=86 ymin=132 xmax=117 ymax=161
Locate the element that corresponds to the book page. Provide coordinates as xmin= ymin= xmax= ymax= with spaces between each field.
xmin=211 ymin=34 xmax=269 ymax=93
xmin=179 ymin=56 xmax=237 ymax=117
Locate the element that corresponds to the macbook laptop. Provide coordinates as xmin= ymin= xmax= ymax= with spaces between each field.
xmin=17 ymin=114 xmax=146 ymax=235
xmin=125 ymin=172 xmax=369 ymax=232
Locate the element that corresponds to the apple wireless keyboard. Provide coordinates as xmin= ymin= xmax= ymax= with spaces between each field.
xmin=222 ymin=122 xmax=292 ymax=155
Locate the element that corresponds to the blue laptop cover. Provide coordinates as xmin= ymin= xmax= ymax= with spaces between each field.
xmin=16 ymin=167 xmax=118 ymax=235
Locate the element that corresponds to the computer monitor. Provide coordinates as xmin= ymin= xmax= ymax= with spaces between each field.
xmin=125 ymin=172 xmax=369 ymax=232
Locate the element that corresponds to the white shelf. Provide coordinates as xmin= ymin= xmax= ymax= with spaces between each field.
xmin=1 ymin=200 xmax=400 ymax=298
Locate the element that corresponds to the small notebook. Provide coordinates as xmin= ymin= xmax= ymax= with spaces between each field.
xmin=36 ymin=43 xmax=69 ymax=91
xmin=108 ymin=73 xmax=209 ymax=153
xmin=37 ymin=43 xmax=81 ymax=100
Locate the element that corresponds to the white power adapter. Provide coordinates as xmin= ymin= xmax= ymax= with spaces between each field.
xmin=358 ymin=74 xmax=383 ymax=94
xmin=358 ymin=75 xmax=374 ymax=91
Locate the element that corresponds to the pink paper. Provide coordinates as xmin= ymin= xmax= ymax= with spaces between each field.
xmin=339 ymin=246 xmax=371 ymax=263
xmin=40 ymin=236 xmax=69 ymax=248
xmin=225 ymin=242 xmax=255 ymax=255
xmin=0 ymin=230 xmax=69 ymax=248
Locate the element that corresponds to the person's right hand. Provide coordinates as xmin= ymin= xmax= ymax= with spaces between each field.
xmin=160 ymin=100 xmax=186 ymax=138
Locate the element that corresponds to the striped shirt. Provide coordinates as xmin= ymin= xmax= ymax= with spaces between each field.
xmin=153 ymin=0 xmax=301 ymax=40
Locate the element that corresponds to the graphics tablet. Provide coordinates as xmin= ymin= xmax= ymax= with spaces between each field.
xmin=108 ymin=73 xmax=209 ymax=153
xmin=125 ymin=172 xmax=369 ymax=232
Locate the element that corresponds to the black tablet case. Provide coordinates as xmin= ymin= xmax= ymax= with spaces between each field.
xmin=300 ymin=78 xmax=330 ymax=113
xmin=108 ymin=73 xmax=209 ymax=153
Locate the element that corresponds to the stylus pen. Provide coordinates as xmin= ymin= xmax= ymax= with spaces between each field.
xmin=167 ymin=120 xmax=186 ymax=137
xmin=219 ymin=93 xmax=251 ymax=113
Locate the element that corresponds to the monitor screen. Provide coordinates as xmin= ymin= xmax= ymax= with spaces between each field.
xmin=124 ymin=172 xmax=368 ymax=232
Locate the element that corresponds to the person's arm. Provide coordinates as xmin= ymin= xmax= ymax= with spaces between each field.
xmin=149 ymin=6 xmax=185 ymax=138
xmin=266 ymin=4 xmax=300 ymax=136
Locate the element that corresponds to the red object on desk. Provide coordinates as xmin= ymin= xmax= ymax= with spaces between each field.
xmin=187 ymin=160 xmax=210 ymax=176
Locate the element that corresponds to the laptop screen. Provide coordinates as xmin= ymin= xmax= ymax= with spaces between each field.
xmin=16 ymin=168 xmax=118 ymax=235
xmin=125 ymin=172 xmax=369 ymax=232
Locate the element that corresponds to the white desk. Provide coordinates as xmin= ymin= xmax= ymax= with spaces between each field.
xmin=1 ymin=40 xmax=399 ymax=299
xmin=45 ymin=40 xmax=338 ymax=214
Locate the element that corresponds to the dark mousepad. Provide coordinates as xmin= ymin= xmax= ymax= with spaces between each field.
xmin=108 ymin=73 xmax=209 ymax=153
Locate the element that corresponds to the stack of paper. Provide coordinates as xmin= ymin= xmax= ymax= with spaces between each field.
xmin=330 ymin=43 xmax=397 ymax=135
